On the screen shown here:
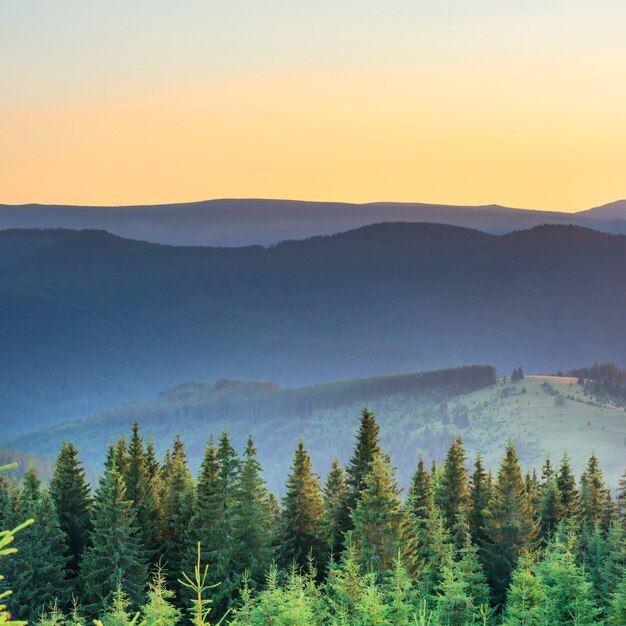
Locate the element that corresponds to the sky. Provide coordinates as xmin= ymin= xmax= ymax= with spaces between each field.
xmin=1 ymin=1 xmax=625 ymax=212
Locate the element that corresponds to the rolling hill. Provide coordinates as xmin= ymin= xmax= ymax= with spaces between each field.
xmin=8 ymin=368 xmax=625 ymax=492
xmin=2 ymin=223 xmax=626 ymax=430
xmin=1 ymin=198 xmax=626 ymax=246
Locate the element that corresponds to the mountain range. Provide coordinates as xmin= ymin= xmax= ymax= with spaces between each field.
xmin=0 ymin=198 xmax=625 ymax=246
xmin=2 ymin=222 xmax=626 ymax=431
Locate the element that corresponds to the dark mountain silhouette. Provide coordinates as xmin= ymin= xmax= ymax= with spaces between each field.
xmin=1 ymin=198 xmax=626 ymax=246
xmin=2 ymin=223 xmax=626 ymax=430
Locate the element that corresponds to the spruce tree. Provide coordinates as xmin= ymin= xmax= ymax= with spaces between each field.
xmin=616 ymin=467 xmax=626 ymax=529
xmin=351 ymin=453 xmax=413 ymax=574
xmin=160 ymin=434 xmax=194 ymax=585
xmin=579 ymin=453 xmax=609 ymax=534
xmin=140 ymin=567 xmax=182 ymax=626
xmin=337 ymin=408 xmax=381 ymax=538
xmin=124 ymin=422 xmax=160 ymax=562
xmin=434 ymin=564 xmax=476 ymax=626
xmin=79 ymin=463 xmax=147 ymax=616
xmin=231 ymin=436 xmax=273 ymax=590
xmin=436 ymin=437 xmax=469 ymax=538
xmin=483 ymin=441 xmax=538 ymax=606
xmin=322 ymin=458 xmax=347 ymax=558
xmin=500 ymin=552 xmax=545 ymax=626
xmin=407 ymin=456 xmax=432 ymax=532
xmin=556 ymin=453 xmax=579 ymax=523
xmin=49 ymin=442 xmax=92 ymax=582
xmin=415 ymin=504 xmax=454 ymax=600
xmin=278 ymin=440 xmax=327 ymax=570
xmin=8 ymin=486 xmax=70 ymax=620
xmin=537 ymin=535 xmax=600 ymax=626
xmin=468 ymin=453 xmax=491 ymax=549
xmin=539 ymin=477 xmax=563 ymax=541
xmin=607 ymin=570 xmax=626 ymax=626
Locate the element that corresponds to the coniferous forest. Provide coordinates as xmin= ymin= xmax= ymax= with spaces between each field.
xmin=1 ymin=411 xmax=625 ymax=625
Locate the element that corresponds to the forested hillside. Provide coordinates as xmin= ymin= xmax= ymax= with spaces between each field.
xmin=9 ymin=367 xmax=626 ymax=491
xmin=2 ymin=224 xmax=626 ymax=430
xmin=2 ymin=412 xmax=625 ymax=624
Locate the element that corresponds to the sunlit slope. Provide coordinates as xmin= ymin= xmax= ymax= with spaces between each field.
xmin=452 ymin=375 xmax=626 ymax=485
xmin=7 ymin=368 xmax=625 ymax=491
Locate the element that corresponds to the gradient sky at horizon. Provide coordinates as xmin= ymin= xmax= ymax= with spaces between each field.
xmin=1 ymin=1 xmax=625 ymax=211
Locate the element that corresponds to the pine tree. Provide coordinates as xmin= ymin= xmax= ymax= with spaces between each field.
xmin=415 ymin=504 xmax=454 ymax=600
xmin=579 ymin=453 xmax=609 ymax=534
xmin=436 ymin=437 xmax=469 ymax=539
xmin=541 ymin=456 xmax=554 ymax=483
xmin=607 ymin=570 xmax=626 ymax=626
xmin=231 ymin=436 xmax=274 ymax=590
xmin=500 ymin=551 xmax=545 ymax=626
xmin=160 ymin=435 xmax=194 ymax=586
xmin=556 ymin=453 xmax=579 ymax=523
xmin=8 ymin=486 xmax=70 ymax=620
xmin=537 ymin=534 xmax=600 ymax=626
xmin=539 ymin=477 xmax=563 ymax=541
xmin=407 ymin=456 xmax=432 ymax=532
xmin=124 ymin=423 xmax=160 ymax=563
xmin=337 ymin=408 xmax=381 ymax=538
xmin=468 ymin=453 xmax=491 ymax=549
xmin=483 ymin=441 xmax=538 ymax=606
xmin=616 ymin=467 xmax=626 ymax=529
xmin=278 ymin=440 xmax=327 ymax=570
xmin=79 ymin=463 xmax=147 ymax=616
xmin=435 ymin=564 xmax=476 ymax=626
xmin=140 ymin=567 xmax=182 ymax=626
xmin=322 ymin=459 xmax=347 ymax=558
xmin=96 ymin=586 xmax=138 ymax=626
xmin=351 ymin=453 xmax=413 ymax=575
xmin=49 ymin=442 xmax=92 ymax=582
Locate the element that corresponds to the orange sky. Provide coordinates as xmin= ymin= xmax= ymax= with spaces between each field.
xmin=1 ymin=2 xmax=625 ymax=212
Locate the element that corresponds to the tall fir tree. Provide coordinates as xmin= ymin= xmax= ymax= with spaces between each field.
xmin=49 ymin=442 xmax=92 ymax=583
xmin=350 ymin=453 xmax=413 ymax=575
xmin=616 ymin=467 xmax=626 ymax=529
xmin=500 ymin=551 xmax=545 ymax=626
xmin=539 ymin=477 xmax=563 ymax=541
xmin=337 ymin=409 xmax=381 ymax=539
xmin=436 ymin=437 xmax=469 ymax=539
xmin=407 ymin=456 xmax=432 ymax=532
xmin=160 ymin=434 xmax=194 ymax=586
xmin=537 ymin=534 xmax=600 ymax=626
xmin=79 ymin=463 xmax=147 ymax=616
xmin=8 ymin=485 xmax=70 ymax=621
xmin=468 ymin=453 xmax=491 ymax=549
xmin=278 ymin=440 xmax=328 ymax=570
xmin=322 ymin=459 xmax=347 ymax=558
xmin=556 ymin=453 xmax=579 ymax=524
xmin=124 ymin=422 xmax=160 ymax=562
xmin=483 ymin=441 xmax=538 ymax=606
xmin=579 ymin=453 xmax=609 ymax=535
xmin=231 ymin=436 xmax=274 ymax=590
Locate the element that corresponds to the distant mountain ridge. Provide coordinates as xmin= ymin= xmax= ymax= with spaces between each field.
xmin=1 ymin=198 xmax=625 ymax=246
xmin=1 ymin=222 xmax=626 ymax=431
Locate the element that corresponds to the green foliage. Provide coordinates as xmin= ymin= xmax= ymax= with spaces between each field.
xmin=278 ymin=440 xmax=328 ymax=571
xmin=140 ymin=567 xmax=182 ymax=626
xmin=322 ymin=459 xmax=347 ymax=558
xmin=436 ymin=438 xmax=469 ymax=543
xmin=483 ymin=441 xmax=538 ymax=606
xmin=79 ymin=463 xmax=147 ymax=616
xmin=351 ymin=454 xmax=413 ymax=575
xmin=50 ymin=442 xmax=92 ymax=584
xmin=338 ymin=409 xmax=382 ymax=540
xmin=536 ymin=535 xmax=600 ymax=626
xmin=7 ymin=470 xmax=70 ymax=620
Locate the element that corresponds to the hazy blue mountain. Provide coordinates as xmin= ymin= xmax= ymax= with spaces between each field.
xmin=577 ymin=199 xmax=626 ymax=220
xmin=1 ymin=223 xmax=626 ymax=431
xmin=1 ymin=198 xmax=625 ymax=246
